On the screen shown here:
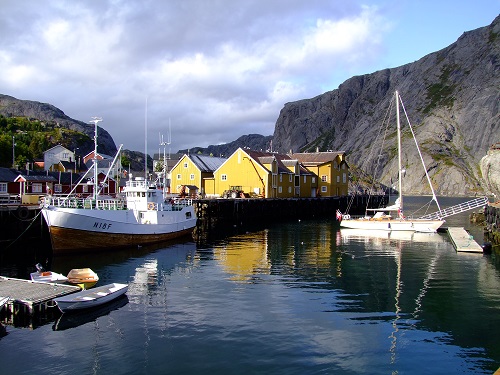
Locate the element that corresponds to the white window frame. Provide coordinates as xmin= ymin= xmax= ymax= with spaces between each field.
xmin=32 ymin=183 xmax=42 ymax=193
xmin=177 ymin=174 xmax=181 ymax=180
xmin=321 ymin=186 xmax=327 ymax=193
xmin=321 ymin=175 xmax=327 ymax=182
xmin=54 ymin=184 xmax=62 ymax=193
xmin=0 ymin=182 xmax=7 ymax=193
xmin=190 ymin=174 xmax=195 ymax=180
xmin=221 ymin=174 xmax=227 ymax=181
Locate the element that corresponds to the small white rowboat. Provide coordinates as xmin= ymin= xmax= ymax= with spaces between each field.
xmin=54 ymin=283 xmax=128 ymax=313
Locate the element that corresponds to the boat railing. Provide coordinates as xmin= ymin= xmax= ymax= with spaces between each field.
xmin=44 ymin=196 xmax=127 ymax=210
xmin=171 ymin=198 xmax=193 ymax=211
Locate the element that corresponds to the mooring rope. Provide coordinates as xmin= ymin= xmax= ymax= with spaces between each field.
xmin=3 ymin=209 xmax=43 ymax=250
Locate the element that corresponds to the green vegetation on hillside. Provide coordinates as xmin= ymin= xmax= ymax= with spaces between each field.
xmin=0 ymin=115 xmax=90 ymax=168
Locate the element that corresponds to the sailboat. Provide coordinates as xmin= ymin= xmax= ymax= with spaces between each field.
xmin=41 ymin=117 xmax=197 ymax=254
xmin=339 ymin=91 xmax=444 ymax=233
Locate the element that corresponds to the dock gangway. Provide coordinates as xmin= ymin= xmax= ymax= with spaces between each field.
xmin=417 ymin=196 xmax=489 ymax=220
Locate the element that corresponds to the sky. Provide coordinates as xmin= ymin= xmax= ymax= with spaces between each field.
xmin=1 ymin=1 xmax=498 ymax=155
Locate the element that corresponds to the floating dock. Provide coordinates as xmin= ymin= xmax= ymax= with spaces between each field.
xmin=0 ymin=276 xmax=80 ymax=328
xmin=447 ymin=227 xmax=483 ymax=253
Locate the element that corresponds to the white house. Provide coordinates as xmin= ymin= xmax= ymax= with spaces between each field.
xmin=43 ymin=145 xmax=75 ymax=171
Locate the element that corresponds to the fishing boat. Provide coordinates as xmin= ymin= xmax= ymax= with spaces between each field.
xmin=67 ymin=268 xmax=99 ymax=289
xmin=53 ymin=283 xmax=128 ymax=313
xmin=30 ymin=263 xmax=69 ymax=283
xmin=340 ymin=91 xmax=444 ymax=233
xmin=41 ymin=117 xmax=197 ymax=254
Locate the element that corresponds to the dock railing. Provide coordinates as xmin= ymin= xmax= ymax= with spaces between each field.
xmin=417 ymin=196 xmax=489 ymax=220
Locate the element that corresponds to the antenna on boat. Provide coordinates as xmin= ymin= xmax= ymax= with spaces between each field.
xmin=145 ymin=97 xmax=148 ymax=180
xmin=160 ymin=131 xmax=167 ymax=197
xmin=89 ymin=117 xmax=102 ymax=201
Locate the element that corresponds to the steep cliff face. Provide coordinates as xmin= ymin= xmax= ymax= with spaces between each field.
xmin=481 ymin=146 xmax=500 ymax=198
xmin=0 ymin=94 xmax=117 ymax=156
xmin=273 ymin=15 xmax=500 ymax=196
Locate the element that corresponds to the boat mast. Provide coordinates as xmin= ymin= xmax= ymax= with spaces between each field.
xmin=90 ymin=117 xmax=102 ymax=201
xmin=395 ymin=91 xmax=403 ymax=211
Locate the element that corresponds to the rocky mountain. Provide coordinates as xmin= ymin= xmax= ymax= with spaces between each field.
xmin=272 ymin=15 xmax=500 ymax=196
xmin=178 ymin=134 xmax=273 ymax=157
xmin=0 ymin=94 xmax=117 ymax=156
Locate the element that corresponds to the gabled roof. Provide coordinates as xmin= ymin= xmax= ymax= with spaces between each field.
xmin=188 ymin=154 xmax=226 ymax=172
xmin=0 ymin=167 xmax=20 ymax=182
xmin=44 ymin=144 xmax=72 ymax=154
xmin=59 ymin=161 xmax=75 ymax=170
xmin=246 ymin=149 xmax=294 ymax=174
xmin=15 ymin=171 xmax=57 ymax=183
xmin=291 ymin=151 xmax=346 ymax=165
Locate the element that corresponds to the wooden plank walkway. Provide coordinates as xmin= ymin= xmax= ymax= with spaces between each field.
xmin=447 ymin=227 xmax=483 ymax=253
xmin=0 ymin=276 xmax=80 ymax=328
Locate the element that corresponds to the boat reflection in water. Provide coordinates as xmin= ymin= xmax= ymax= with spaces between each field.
xmin=53 ymin=295 xmax=129 ymax=331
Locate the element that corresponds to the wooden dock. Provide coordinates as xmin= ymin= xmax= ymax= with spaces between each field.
xmin=0 ymin=276 xmax=80 ymax=328
xmin=447 ymin=227 xmax=484 ymax=253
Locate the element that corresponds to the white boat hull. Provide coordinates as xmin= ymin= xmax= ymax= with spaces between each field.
xmin=340 ymin=218 xmax=444 ymax=233
xmin=42 ymin=205 xmax=197 ymax=253
xmin=30 ymin=271 xmax=68 ymax=283
xmin=54 ymin=283 xmax=128 ymax=313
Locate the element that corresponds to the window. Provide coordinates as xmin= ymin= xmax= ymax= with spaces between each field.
xmin=303 ymin=176 xmax=306 ymax=183
xmin=289 ymin=175 xmax=292 ymax=182
xmin=279 ymin=174 xmax=283 ymax=182
xmin=321 ymin=175 xmax=327 ymax=182
xmin=177 ymin=174 xmax=181 ymax=180
xmin=312 ymin=177 xmax=316 ymax=183
xmin=0 ymin=183 xmax=6 ymax=193
xmin=190 ymin=174 xmax=195 ymax=180
xmin=321 ymin=186 xmax=327 ymax=193
xmin=83 ymin=185 xmax=88 ymax=193
xmin=55 ymin=184 xmax=62 ymax=193
xmin=288 ymin=187 xmax=292 ymax=193
xmin=337 ymin=176 xmax=340 ymax=183
xmin=343 ymin=173 xmax=347 ymax=183
xmin=183 ymin=162 xmax=188 ymax=168
xmin=278 ymin=186 xmax=282 ymax=193
xmin=63 ymin=152 xmax=69 ymax=160
xmin=221 ymin=174 xmax=227 ymax=181
xmin=32 ymin=183 xmax=42 ymax=193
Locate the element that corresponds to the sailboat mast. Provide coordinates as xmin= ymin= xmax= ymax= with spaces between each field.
xmin=395 ymin=91 xmax=403 ymax=210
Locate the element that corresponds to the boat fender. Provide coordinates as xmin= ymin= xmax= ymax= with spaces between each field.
xmin=16 ymin=206 xmax=29 ymax=219
xmin=147 ymin=202 xmax=155 ymax=210
xmin=342 ymin=214 xmax=351 ymax=220
xmin=482 ymin=242 xmax=492 ymax=254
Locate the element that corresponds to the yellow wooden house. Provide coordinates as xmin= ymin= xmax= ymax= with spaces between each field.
xmin=169 ymin=154 xmax=226 ymax=197
xmin=291 ymin=151 xmax=349 ymax=196
xmin=213 ymin=148 xmax=317 ymax=198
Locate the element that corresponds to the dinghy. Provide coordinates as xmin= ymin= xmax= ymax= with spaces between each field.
xmin=53 ymin=283 xmax=128 ymax=313
xmin=67 ymin=268 xmax=99 ymax=289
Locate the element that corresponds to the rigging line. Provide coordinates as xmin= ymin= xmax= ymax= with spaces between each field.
xmin=398 ymin=94 xmax=442 ymax=212
xmin=364 ymin=96 xmax=395 ymax=213
xmin=3 ymin=209 xmax=43 ymax=250
xmin=345 ymin=96 xmax=394 ymax=214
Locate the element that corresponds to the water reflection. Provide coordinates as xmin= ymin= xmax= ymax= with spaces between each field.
xmin=1 ymin=208 xmax=499 ymax=374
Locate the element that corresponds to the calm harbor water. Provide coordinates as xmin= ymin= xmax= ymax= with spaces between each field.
xmin=1 ymin=196 xmax=499 ymax=374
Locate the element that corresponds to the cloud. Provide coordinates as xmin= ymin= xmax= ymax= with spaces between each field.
xmin=0 ymin=1 xmax=405 ymax=153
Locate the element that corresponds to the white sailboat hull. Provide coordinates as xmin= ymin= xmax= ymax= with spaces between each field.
xmin=340 ymin=218 xmax=444 ymax=233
